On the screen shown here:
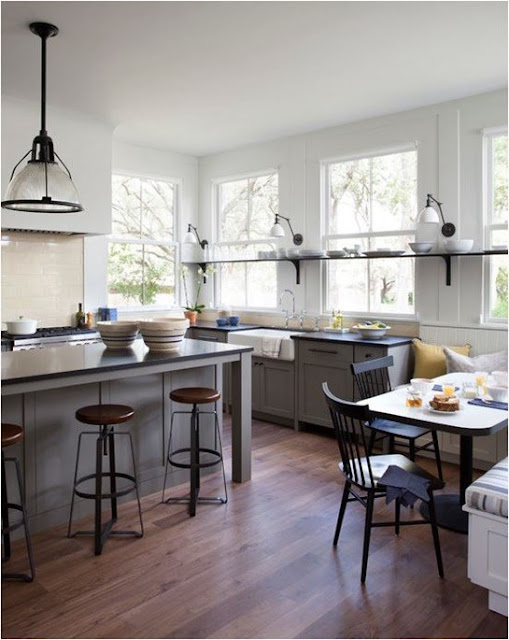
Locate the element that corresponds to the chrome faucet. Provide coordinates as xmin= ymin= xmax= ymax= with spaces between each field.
xmin=279 ymin=289 xmax=296 ymax=328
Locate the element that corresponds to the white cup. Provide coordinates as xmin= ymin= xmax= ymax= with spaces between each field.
xmin=485 ymin=385 xmax=508 ymax=403
xmin=410 ymin=378 xmax=434 ymax=395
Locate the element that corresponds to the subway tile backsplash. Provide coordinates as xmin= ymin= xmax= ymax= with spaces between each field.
xmin=1 ymin=232 xmax=84 ymax=328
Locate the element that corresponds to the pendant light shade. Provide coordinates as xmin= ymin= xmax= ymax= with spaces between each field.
xmin=1 ymin=22 xmax=83 ymax=214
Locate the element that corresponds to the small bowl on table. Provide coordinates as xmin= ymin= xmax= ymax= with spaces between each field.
xmin=138 ymin=317 xmax=189 ymax=352
xmin=97 ymin=321 xmax=139 ymax=349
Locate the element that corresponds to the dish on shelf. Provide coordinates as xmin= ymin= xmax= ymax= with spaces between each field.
xmin=444 ymin=239 xmax=474 ymax=253
xmin=323 ymin=326 xmax=350 ymax=334
xmin=492 ymin=245 xmax=507 ymax=251
xmin=287 ymin=249 xmax=301 ymax=257
xmin=298 ymin=249 xmax=327 ymax=257
xmin=327 ymin=250 xmax=348 ymax=258
xmin=363 ymin=250 xmax=406 ymax=258
xmin=408 ymin=242 xmax=434 ymax=254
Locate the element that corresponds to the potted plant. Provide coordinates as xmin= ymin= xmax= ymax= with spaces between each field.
xmin=181 ymin=265 xmax=214 ymax=325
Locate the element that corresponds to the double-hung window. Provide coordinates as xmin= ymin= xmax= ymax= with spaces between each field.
xmin=108 ymin=174 xmax=178 ymax=308
xmin=484 ymin=129 xmax=508 ymax=321
xmin=324 ymin=148 xmax=417 ymax=316
xmin=215 ymin=172 xmax=278 ymax=309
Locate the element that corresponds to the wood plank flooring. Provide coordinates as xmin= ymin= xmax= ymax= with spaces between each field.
xmin=2 ymin=418 xmax=507 ymax=639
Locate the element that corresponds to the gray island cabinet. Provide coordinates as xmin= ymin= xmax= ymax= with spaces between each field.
xmin=294 ymin=333 xmax=413 ymax=429
xmin=1 ymin=339 xmax=252 ymax=533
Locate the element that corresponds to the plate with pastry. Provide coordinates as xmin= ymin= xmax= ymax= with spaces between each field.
xmin=428 ymin=393 xmax=461 ymax=413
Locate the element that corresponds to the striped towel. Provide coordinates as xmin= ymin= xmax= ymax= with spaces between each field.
xmin=261 ymin=336 xmax=282 ymax=358
xmin=465 ymin=458 xmax=508 ymax=518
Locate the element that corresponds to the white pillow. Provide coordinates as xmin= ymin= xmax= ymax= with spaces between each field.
xmin=444 ymin=347 xmax=508 ymax=373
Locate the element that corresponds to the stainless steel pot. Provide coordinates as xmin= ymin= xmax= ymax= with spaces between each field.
xmin=4 ymin=316 xmax=38 ymax=335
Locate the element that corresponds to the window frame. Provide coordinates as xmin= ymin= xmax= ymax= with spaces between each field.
xmin=482 ymin=126 xmax=508 ymax=324
xmin=321 ymin=144 xmax=418 ymax=319
xmin=213 ymin=168 xmax=280 ymax=311
xmin=108 ymin=171 xmax=181 ymax=311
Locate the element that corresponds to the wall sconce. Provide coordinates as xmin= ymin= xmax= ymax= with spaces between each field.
xmin=2 ymin=23 xmax=83 ymax=213
xmin=183 ymin=223 xmax=209 ymax=249
xmin=270 ymin=214 xmax=303 ymax=246
xmin=417 ymin=194 xmax=456 ymax=237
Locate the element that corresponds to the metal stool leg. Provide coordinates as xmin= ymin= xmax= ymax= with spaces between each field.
xmin=127 ymin=433 xmax=144 ymax=538
xmin=108 ymin=429 xmax=118 ymax=522
xmin=67 ymin=432 xmax=84 ymax=538
xmin=213 ymin=409 xmax=228 ymax=504
xmin=2 ymin=451 xmax=11 ymax=561
xmin=94 ymin=427 xmax=106 ymax=555
xmin=189 ymin=404 xmax=199 ymax=517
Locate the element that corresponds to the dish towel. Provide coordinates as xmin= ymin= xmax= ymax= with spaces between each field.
xmin=261 ymin=336 xmax=282 ymax=358
xmin=468 ymin=398 xmax=508 ymax=411
xmin=378 ymin=465 xmax=430 ymax=507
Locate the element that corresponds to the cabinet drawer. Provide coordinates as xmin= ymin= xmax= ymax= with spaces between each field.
xmin=299 ymin=341 xmax=354 ymax=366
xmin=354 ymin=345 xmax=386 ymax=362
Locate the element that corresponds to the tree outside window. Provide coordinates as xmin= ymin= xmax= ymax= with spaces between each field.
xmin=108 ymin=175 xmax=178 ymax=308
xmin=325 ymin=149 xmax=417 ymax=315
xmin=485 ymin=132 xmax=508 ymax=321
xmin=216 ymin=172 xmax=278 ymax=309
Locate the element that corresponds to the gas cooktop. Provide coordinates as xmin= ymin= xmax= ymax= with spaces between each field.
xmin=2 ymin=326 xmax=97 ymax=339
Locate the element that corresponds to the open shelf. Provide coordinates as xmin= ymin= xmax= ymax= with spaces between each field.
xmin=185 ymin=248 xmax=508 ymax=286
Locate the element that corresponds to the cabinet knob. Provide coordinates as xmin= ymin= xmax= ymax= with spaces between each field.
xmin=364 ymin=353 xmax=373 ymax=359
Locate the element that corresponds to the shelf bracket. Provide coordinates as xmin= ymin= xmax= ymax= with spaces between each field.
xmin=287 ymin=259 xmax=301 ymax=284
xmin=198 ymin=262 xmax=208 ymax=283
xmin=440 ymin=255 xmax=452 ymax=286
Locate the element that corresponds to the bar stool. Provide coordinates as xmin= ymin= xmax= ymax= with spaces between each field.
xmin=162 ymin=387 xmax=227 ymax=517
xmin=67 ymin=404 xmax=144 ymax=555
xmin=2 ymin=423 xmax=35 ymax=582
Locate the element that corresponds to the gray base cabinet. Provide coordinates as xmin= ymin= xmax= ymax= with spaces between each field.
xmin=252 ymin=357 xmax=294 ymax=424
xmin=187 ymin=327 xmax=231 ymax=407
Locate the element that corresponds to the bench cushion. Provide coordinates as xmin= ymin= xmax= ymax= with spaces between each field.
xmin=465 ymin=457 xmax=508 ymax=518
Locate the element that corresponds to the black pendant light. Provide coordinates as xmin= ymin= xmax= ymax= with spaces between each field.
xmin=2 ymin=22 xmax=83 ymax=213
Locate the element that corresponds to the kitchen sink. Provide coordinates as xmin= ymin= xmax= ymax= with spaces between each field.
xmin=227 ymin=328 xmax=297 ymax=360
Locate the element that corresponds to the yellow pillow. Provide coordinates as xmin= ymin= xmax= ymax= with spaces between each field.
xmin=412 ymin=339 xmax=471 ymax=378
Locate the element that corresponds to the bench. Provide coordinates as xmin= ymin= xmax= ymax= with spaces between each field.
xmin=463 ymin=457 xmax=508 ymax=616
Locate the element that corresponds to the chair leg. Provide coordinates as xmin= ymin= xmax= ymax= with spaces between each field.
xmin=360 ymin=491 xmax=375 ymax=583
xmin=395 ymin=498 xmax=400 ymax=535
xmin=409 ymin=439 xmax=416 ymax=461
xmin=333 ymin=480 xmax=351 ymax=546
xmin=367 ymin=430 xmax=377 ymax=455
xmin=431 ymin=431 xmax=443 ymax=481
xmin=388 ymin=435 xmax=395 ymax=454
xmin=427 ymin=491 xmax=444 ymax=578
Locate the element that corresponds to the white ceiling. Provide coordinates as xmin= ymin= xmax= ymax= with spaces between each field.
xmin=2 ymin=1 xmax=507 ymax=157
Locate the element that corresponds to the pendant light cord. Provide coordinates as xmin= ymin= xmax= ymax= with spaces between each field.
xmin=40 ymin=29 xmax=47 ymax=135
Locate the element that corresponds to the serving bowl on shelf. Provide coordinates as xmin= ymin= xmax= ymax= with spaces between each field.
xmin=408 ymin=242 xmax=434 ymax=254
xmin=138 ymin=317 xmax=189 ymax=351
xmin=97 ymin=321 xmax=139 ymax=349
xmin=444 ymin=239 xmax=474 ymax=253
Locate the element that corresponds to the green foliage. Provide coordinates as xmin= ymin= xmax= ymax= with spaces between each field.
xmin=181 ymin=265 xmax=215 ymax=313
xmin=492 ymin=265 xmax=508 ymax=318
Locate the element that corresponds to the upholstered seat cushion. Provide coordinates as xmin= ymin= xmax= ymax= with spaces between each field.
xmin=466 ymin=458 xmax=508 ymax=518
xmin=370 ymin=418 xmax=430 ymax=439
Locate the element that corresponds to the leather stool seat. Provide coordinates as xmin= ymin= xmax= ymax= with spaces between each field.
xmin=170 ymin=388 xmax=220 ymax=405
xmin=75 ymin=404 xmax=135 ymax=426
xmin=2 ymin=423 xmax=35 ymax=582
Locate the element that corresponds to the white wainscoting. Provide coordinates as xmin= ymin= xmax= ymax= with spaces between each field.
xmin=420 ymin=324 xmax=508 ymax=356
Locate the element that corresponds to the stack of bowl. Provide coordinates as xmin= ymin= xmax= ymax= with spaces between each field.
xmin=138 ymin=317 xmax=190 ymax=351
xmin=97 ymin=321 xmax=139 ymax=349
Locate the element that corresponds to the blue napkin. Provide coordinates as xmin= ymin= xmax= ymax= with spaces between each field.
xmin=432 ymin=383 xmax=459 ymax=392
xmin=468 ymin=398 xmax=508 ymax=411
xmin=378 ymin=465 xmax=430 ymax=507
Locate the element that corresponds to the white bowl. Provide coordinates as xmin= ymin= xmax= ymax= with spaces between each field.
xmin=444 ymin=239 xmax=474 ymax=253
xmin=354 ymin=326 xmax=391 ymax=339
xmin=4 ymin=317 xmax=38 ymax=335
xmin=139 ymin=318 xmax=189 ymax=351
xmin=485 ymin=385 xmax=508 ymax=403
xmin=408 ymin=242 xmax=434 ymax=254
xmin=410 ymin=378 xmax=434 ymax=394
xmin=97 ymin=321 xmax=139 ymax=349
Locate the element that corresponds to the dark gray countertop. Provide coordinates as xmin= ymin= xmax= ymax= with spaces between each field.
xmin=291 ymin=331 xmax=413 ymax=346
xmin=188 ymin=322 xmax=262 ymax=332
xmin=1 ymin=339 xmax=253 ymax=386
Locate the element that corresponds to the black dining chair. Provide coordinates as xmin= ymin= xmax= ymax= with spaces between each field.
xmin=351 ymin=356 xmax=443 ymax=481
xmin=322 ymin=382 xmax=444 ymax=583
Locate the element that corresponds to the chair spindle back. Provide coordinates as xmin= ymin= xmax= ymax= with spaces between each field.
xmin=351 ymin=355 xmax=394 ymax=400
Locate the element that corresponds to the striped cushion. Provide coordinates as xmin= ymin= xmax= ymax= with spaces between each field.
xmin=465 ymin=457 xmax=508 ymax=518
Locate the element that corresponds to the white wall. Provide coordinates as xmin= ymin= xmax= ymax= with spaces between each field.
xmin=198 ymin=89 xmax=508 ymax=327
xmin=84 ymin=139 xmax=199 ymax=313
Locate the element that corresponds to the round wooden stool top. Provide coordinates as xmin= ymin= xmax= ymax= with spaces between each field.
xmin=75 ymin=404 xmax=135 ymax=426
xmin=2 ymin=423 xmax=24 ymax=448
xmin=170 ymin=387 xmax=220 ymax=405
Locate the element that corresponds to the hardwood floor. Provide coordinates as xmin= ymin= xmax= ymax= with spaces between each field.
xmin=2 ymin=418 xmax=507 ymax=639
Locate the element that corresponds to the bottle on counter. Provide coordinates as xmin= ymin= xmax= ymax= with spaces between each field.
xmin=85 ymin=312 xmax=94 ymax=329
xmin=332 ymin=309 xmax=343 ymax=330
xmin=76 ymin=303 xmax=86 ymax=328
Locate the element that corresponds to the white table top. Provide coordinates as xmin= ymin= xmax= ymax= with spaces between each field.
xmin=359 ymin=372 xmax=508 ymax=437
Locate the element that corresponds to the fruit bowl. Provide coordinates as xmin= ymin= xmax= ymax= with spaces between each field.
xmin=352 ymin=323 xmax=391 ymax=339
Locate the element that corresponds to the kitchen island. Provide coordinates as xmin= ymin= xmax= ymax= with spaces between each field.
xmin=1 ymin=339 xmax=253 ymax=532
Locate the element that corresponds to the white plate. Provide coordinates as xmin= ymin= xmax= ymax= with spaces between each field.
xmin=327 ymin=250 xmax=347 ymax=258
xmin=299 ymin=250 xmax=327 ymax=257
xmin=426 ymin=406 xmax=462 ymax=415
xmin=323 ymin=327 xmax=350 ymax=333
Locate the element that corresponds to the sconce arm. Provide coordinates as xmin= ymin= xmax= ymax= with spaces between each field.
xmin=426 ymin=194 xmax=456 ymax=238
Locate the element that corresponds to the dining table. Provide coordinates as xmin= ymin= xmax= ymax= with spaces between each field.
xmin=359 ymin=372 xmax=508 ymax=534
